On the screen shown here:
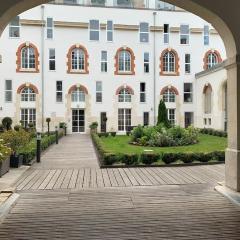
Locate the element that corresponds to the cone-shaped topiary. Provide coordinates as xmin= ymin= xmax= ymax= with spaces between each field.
xmin=157 ymin=99 xmax=170 ymax=127
xmin=2 ymin=117 xmax=13 ymax=131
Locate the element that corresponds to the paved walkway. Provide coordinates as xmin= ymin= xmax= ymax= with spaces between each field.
xmin=0 ymin=134 xmax=239 ymax=239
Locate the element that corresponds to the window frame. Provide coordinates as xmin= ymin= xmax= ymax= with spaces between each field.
xmin=5 ymin=80 xmax=12 ymax=103
xmin=168 ymin=108 xmax=176 ymax=126
xmin=9 ymin=16 xmax=20 ymax=38
xmin=144 ymin=52 xmax=150 ymax=73
xmin=118 ymin=88 xmax=132 ymax=103
xmin=140 ymin=82 xmax=146 ymax=103
xmin=96 ymin=81 xmax=103 ymax=103
xmin=139 ymin=22 xmax=149 ymax=43
xmin=180 ymin=24 xmax=190 ymax=45
xmin=56 ymin=81 xmax=63 ymax=103
xmin=89 ymin=19 xmax=100 ymax=41
xmin=204 ymin=25 xmax=210 ymax=46
xmin=185 ymin=53 xmax=191 ymax=74
xmin=46 ymin=17 xmax=54 ymax=40
xmin=106 ymin=20 xmax=113 ymax=42
xmin=163 ymin=23 xmax=169 ymax=44
xmin=118 ymin=50 xmax=132 ymax=73
xmin=71 ymin=88 xmax=86 ymax=103
xmin=20 ymin=108 xmax=36 ymax=128
xmin=163 ymin=89 xmax=176 ymax=103
xmin=49 ymin=48 xmax=56 ymax=71
xmin=101 ymin=50 xmax=108 ymax=73
xmin=183 ymin=83 xmax=193 ymax=103
xmin=21 ymin=87 xmax=36 ymax=102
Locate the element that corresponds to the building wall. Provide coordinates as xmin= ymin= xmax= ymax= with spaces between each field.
xmin=0 ymin=4 xmax=226 ymax=133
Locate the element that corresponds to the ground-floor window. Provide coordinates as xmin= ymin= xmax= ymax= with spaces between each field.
xmin=185 ymin=112 xmax=194 ymax=128
xmin=143 ymin=112 xmax=149 ymax=126
xmin=118 ymin=108 xmax=131 ymax=132
xmin=21 ymin=108 xmax=36 ymax=128
xmin=168 ymin=109 xmax=175 ymax=126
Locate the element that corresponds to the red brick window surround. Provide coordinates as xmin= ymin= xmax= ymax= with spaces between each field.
xmin=203 ymin=50 xmax=222 ymax=70
xmin=16 ymin=42 xmax=40 ymax=73
xmin=115 ymin=47 xmax=135 ymax=75
xmin=160 ymin=48 xmax=180 ymax=76
xmin=116 ymin=85 xmax=134 ymax=102
xmin=67 ymin=44 xmax=89 ymax=74
xmin=160 ymin=86 xmax=179 ymax=103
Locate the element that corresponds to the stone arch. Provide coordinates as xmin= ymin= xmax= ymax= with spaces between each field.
xmin=68 ymin=84 xmax=89 ymax=95
xmin=115 ymin=85 xmax=134 ymax=95
xmin=67 ymin=44 xmax=89 ymax=74
xmin=160 ymin=86 xmax=179 ymax=96
xmin=16 ymin=42 xmax=40 ymax=73
xmin=17 ymin=83 xmax=39 ymax=94
xmin=114 ymin=46 xmax=135 ymax=75
xmin=160 ymin=48 xmax=180 ymax=76
xmin=203 ymin=83 xmax=213 ymax=94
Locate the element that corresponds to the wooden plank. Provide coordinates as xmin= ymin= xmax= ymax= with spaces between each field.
xmin=107 ymin=169 xmax=118 ymax=187
xmin=75 ymin=169 xmax=85 ymax=189
xmin=53 ymin=170 xmax=68 ymax=189
xmin=96 ymin=169 xmax=104 ymax=188
xmin=68 ymin=169 xmax=79 ymax=189
xmin=61 ymin=169 xmax=74 ymax=189
xmin=45 ymin=169 xmax=62 ymax=190
xmin=30 ymin=170 xmax=51 ymax=190
xmin=17 ymin=170 xmax=39 ymax=190
xmin=129 ymin=168 xmax=147 ymax=186
xmin=90 ymin=169 xmax=97 ymax=188
xmin=123 ymin=168 xmax=139 ymax=186
xmin=118 ymin=168 xmax=133 ymax=187
xmin=38 ymin=170 xmax=57 ymax=190
xmin=83 ymin=168 xmax=91 ymax=188
xmin=112 ymin=169 xmax=126 ymax=187
xmin=101 ymin=169 xmax=112 ymax=187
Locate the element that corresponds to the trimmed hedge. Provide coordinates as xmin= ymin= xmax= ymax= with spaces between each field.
xmin=91 ymin=133 xmax=225 ymax=166
xmin=199 ymin=128 xmax=227 ymax=138
xmin=17 ymin=130 xmax=64 ymax=165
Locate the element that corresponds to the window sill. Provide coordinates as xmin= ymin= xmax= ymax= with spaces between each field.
xmin=115 ymin=71 xmax=135 ymax=76
xmin=160 ymin=72 xmax=179 ymax=76
xmin=67 ymin=70 xmax=89 ymax=74
xmin=17 ymin=69 xmax=39 ymax=73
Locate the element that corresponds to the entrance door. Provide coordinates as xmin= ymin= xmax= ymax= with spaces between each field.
xmin=100 ymin=112 xmax=107 ymax=133
xmin=118 ymin=109 xmax=132 ymax=132
xmin=72 ymin=109 xmax=85 ymax=133
xmin=185 ymin=112 xmax=194 ymax=128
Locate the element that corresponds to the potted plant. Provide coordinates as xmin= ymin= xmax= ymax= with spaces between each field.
xmin=0 ymin=140 xmax=11 ymax=177
xmin=89 ymin=122 xmax=98 ymax=133
xmin=46 ymin=118 xmax=51 ymax=136
xmin=2 ymin=117 xmax=13 ymax=131
xmin=0 ymin=124 xmax=4 ymax=133
xmin=110 ymin=127 xmax=116 ymax=137
xmin=1 ymin=130 xmax=31 ymax=168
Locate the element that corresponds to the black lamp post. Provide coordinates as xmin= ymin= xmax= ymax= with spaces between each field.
xmin=36 ymin=132 xmax=41 ymax=163
xmin=55 ymin=126 xmax=59 ymax=144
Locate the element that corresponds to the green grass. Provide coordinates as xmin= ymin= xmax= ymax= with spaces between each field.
xmin=99 ymin=134 xmax=227 ymax=155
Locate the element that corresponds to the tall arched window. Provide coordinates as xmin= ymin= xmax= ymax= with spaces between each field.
xmin=71 ymin=88 xmax=85 ymax=102
xmin=67 ymin=44 xmax=89 ymax=74
xmin=204 ymin=85 xmax=212 ymax=114
xmin=163 ymin=89 xmax=176 ymax=103
xmin=71 ymin=48 xmax=85 ymax=71
xmin=163 ymin=52 xmax=175 ymax=73
xmin=119 ymin=50 xmax=131 ymax=72
xmin=115 ymin=47 xmax=135 ymax=75
xmin=160 ymin=49 xmax=180 ymax=76
xmin=21 ymin=87 xmax=36 ymax=102
xmin=204 ymin=50 xmax=222 ymax=70
xmin=16 ymin=43 xmax=39 ymax=72
xmin=118 ymin=88 xmax=132 ymax=102
xmin=21 ymin=47 xmax=35 ymax=69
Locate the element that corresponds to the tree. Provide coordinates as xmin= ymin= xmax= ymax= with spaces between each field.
xmin=157 ymin=99 xmax=170 ymax=127
xmin=46 ymin=118 xmax=51 ymax=135
xmin=2 ymin=117 xmax=13 ymax=131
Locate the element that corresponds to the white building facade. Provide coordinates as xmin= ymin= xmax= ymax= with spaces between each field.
xmin=0 ymin=0 xmax=227 ymax=134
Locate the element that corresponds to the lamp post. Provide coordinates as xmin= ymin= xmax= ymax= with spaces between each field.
xmin=36 ymin=132 xmax=41 ymax=163
xmin=55 ymin=126 xmax=59 ymax=144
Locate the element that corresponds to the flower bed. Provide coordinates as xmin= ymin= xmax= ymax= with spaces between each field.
xmin=131 ymin=125 xmax=199 ymax=147
xmin=0 ymin=139 xmax=11 ymax=177
xmin=91 ymin=133 xmax=225 ymax=167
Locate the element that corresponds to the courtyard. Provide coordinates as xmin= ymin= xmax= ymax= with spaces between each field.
xmin=0 ymin=134 xmax=240 ymax=239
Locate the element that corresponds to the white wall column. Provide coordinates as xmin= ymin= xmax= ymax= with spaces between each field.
xmin=225 ymin=55 xmax=240 ymax=191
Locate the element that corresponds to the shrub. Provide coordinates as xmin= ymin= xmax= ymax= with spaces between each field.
xmin=131 ymin=125 xmax=144 ymax=142
xmin=0 ymin=139 xmax=11 ymax=162
xmin=162 ymin=153 xmax=178 ymax=164
xmin=14 ymin=125 xmax=22 ymax=131
xmin=2 ymin=117 xmax=13 ymax=130
xmin=140 ymin=153 xmax=160 ymax=165
xmin=59 ymin=122 xmax=66 ymax=129
xmin=157 ymin=99 xmax=170 ymax=127
xmin=122 ymin=154 xmax=139 ymax=165
xmin=110 ymin=132 xmax=117 ymax=137
xmin=89 ymin=122 xmax=98 ymax=131
xmin=103 ymin=154 xmax=117 ymax=165
xmin=1 ymin=129 xmax=31 ymax=154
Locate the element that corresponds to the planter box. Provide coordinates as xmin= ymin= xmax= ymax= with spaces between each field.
xmin=0 ymin=157 xmax=10 ymax=177
xmin=10 ymin=154 xmax=23 ymax=168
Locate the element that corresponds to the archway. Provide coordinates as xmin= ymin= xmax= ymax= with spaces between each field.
xmin=0 ymin=0 xmax=240 ymax=192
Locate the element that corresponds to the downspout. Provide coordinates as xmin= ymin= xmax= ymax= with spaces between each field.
xmin=41 ymin=5 xmax=45 ymax=132
xmin=153 ymin=11 xmax=157 ymax=125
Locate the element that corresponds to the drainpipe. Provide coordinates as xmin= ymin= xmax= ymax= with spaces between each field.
xmin=41 ymin=5 xmax=45 ymax=133
xmin=153 ymin=11 xmax=157 ymax=125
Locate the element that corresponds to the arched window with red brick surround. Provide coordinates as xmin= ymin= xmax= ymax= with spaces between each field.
xmin=67 ymin=44 xmax=89 ymax=74
xmin=160 ymin=86 xmax=179 ymax=103
xmin=116 ymin=85 xmax=134 ymax=102
xmin=115 ymin=47 xmax=135 ymax=75
xmin=17 ymin=83 xmax=39 ymax=102
xmin=203 ymin=50 xmax=222 ymax=70
xmin=16 ymin=42 xmax=39 ymax=73
xmin=68 ymin=85 xmax=88 ymax=102
xmin=160 ymin=48 xmax=180 ymax=76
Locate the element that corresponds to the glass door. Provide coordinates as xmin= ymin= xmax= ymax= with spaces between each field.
xmin=72 ymin=109 xmax=85 ymax=133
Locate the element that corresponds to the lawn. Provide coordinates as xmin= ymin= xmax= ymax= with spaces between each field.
xmin=99 ymin=134 xmax=227 ymax=155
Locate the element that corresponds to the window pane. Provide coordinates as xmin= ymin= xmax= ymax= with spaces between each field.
xmin=90 ymin=31 xmax=99 ymax=41
xmin=101 ymin=51 xmax=107 ymax=61
xmin=9 ymin=27 xmax=20 ymax=38
xmin=107 ymin=20 xmax=113 ymax=30
xmin=180 ymin=25 xmax=189 ymax=34
xmin=47 ymin=18 xmax=53 ymax=28
xmin=90 ymin=20 xmax=99 ymax=30
xmin=96 ymin=82 xmax=102 ymax=91
xmin=5 ymin=80 xmax=12 ymax=90
xmin=140 ymin=22 xmax=149 ymax=32
xmin=107 ymin=31 xmax=113 ymax=41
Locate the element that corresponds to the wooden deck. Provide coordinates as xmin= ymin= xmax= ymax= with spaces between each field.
xmin=0 ymin=134 xmax=238 ymax=240
xmin=15 ymin=164 xmax=225 ymax=191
